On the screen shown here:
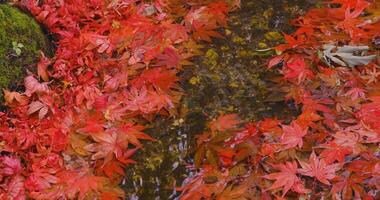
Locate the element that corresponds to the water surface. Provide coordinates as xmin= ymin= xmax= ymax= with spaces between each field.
xmin=123 ymin=1 xmax=314 ymax=199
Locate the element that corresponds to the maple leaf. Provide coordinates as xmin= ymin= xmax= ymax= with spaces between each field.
xmin=345 ymin=87 xmax=366 ymax=101
xmin=58 ymin=170 xmax=107 ymax=200
xmin=1 ymin=156 xmax=23 ymax=176
xmin=178 ymin=166 xmax=230 ymax=200
xmin=331 ymin=174 xmax=369 ymax=200
xmin=4 ymin=175 xmax=26 ymax=200
xmin=333 ymin=130 xmax=363 ymax=155
xmin=267 ymin=55 xmax=284 ymax=69
xmin=216 ymin=184 xmax=248 ymax=200
xmin=99 ymin=161 xmax=126 ymax=178
xmin=185 ymin=2 xmax=227 ymax=42
xmin=183 ymin=39 xmax=204 ymax=56
xmin=156 ymin=47 xmax=181 ymax=67
xmin=298 ymin=152 xmax=340 ymax=185
xmin=361 ymin=65 xmax=380 ymax=84
xmin=77 ymin=114 xmax=105 ymax=134
xmin=85 ymin=123 xmax=152 ymax=164
xmin=301 ymin=95 xmax=332 ymax=114
xmin=319 ymin=142 xmax=352 ymax=164
xmin=192 ymin=25 xmax=223 ymax=42
xmin=258 ymin=118 xmax=283 ymax=137
xmin=117 ymin=123 xmax=154 ymax=145
xmin=283 ymin=57 xmax=314 ymax=84
xmin=294 ymin=110 xmax=322 ymax=129
xmin=210 ymin=114 xmax=240 ymax=134
xmin=132 ymin=67 xmax=178 ymax=91
xmin=322 ymin=45 xmax=376 ymax=67
xmin=336 ymin=1 xmax=370 ymax=40
xmin=100 ymin=191 xmax=124 ymax=200
xmin=25 ymin=170 xmax=59 ymax=191
xmin=146 ymin=90 xmax=175 ymax=112
xmin=263 ymin=161 xmax=309 ymax=196
xmin=24 ymin=75 xmax=49 ymax=97
xmin=103 ymin=104 xmax=129 ymax=122
xmin=37 ymin=52 xmax=51 ymax=82
xmin=103 ymin=71 xmax=128 ymax=92
xmin=69 ymin=133 xmax=91 ymax=156
xmin=84 ymin=130 xmax=130 ymax=163
xmin=227 ymin=123 xmax=258 ymax=146
xmin=124 ymin=86 xmax=150 ymax=113
xmin=163 ymin=23 xmax=189 ymax=44
xmin=28 ymin=100 xmax=50 ymax=120
xmin=85 ymin=34 xmax=113 ymax=54
xmin=280 ymin=122 xmax=308 ymax=150
xmin=260 ymin=143 xmax=279 ymax=159
xmin=275 ymin=34 xmax=307 ymax=52
xmin=357 ymin=97 xmax=380 ymax=130
xmin=207 ymin=1 xmax=229 ymax=26
xmin=3 ymin=89 xmax=29 ymax=107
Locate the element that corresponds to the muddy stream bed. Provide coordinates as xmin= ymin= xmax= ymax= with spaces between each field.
xmin=123 ymin=0 xmax=315 ymax=199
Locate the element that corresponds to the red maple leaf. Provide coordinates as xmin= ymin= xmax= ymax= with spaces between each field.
xmin=280 ymin=122 xmax=308 ymax=150
xmin=210 ymin=114 xmax=240 ymax=134
xmin=156 ymin=47 xmax=181 ymax=67
xmin=163 ymin=23 xmax=189 ymax=44
xmin=283 ymin=57 xmax=314 ymax=84
xmin=27 ymin=100 xmax=50 ymax=120
xmin=263 ymin=161 xmax=309 ymax=196
xmin=267 ymin=55 xmax=284 ymax=69
xmin=337 ymin=1 xmax=370 ymax=40
xmin=275 ymin=34 xmax=307 ymax=52
xmin=37 ymin=52 xmax=51 ymax=82
xmin=58 ymin=170 xmax=107 ymax=200
xmin=85 ymin=124 xmax=152 ymax=164
xmin=1 ymin=156 xmax=23 ymax=176
xmin=2 ymin=175 xmax=26 ymax=200
xmin=185 ymin=2 xmax=228 ymax=42
xmin=319 ymin=142 xmax=352 ymax=164
xmin=331 ymin=174 xmax=370 ymax=200
xmin=24 ymin=75 xmax=49 ymax=97
xmin=357 ymin=97 xmax=380 ymax=130
xmin=99 ymin=161 xmax=126 ymax=178
xmin=77 ymin=116 xmax=105 ymax=135
xmin=3 ymin=90 xmax=29 ymax=107
xmin=298 ymin=152 xmax=340 ymax=185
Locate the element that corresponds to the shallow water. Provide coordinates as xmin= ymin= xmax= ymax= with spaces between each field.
xmin=123 ymin=1 xmax=314 ymax=199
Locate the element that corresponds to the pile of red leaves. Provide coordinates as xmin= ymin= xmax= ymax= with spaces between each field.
xmin=178 ymin=0 xmax=380 ymax=199
xmin=0 ymin=0 xmax=238 ymax=199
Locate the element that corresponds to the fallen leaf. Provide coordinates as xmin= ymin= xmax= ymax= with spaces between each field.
xmin=298 ymin=152 xmax=340 ymax=185
xmin=322 ymin=45 xmax=376 ymax=67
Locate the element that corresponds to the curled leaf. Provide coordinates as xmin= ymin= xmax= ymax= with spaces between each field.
xmin=322 ymin=45 xmax=376 ymax=67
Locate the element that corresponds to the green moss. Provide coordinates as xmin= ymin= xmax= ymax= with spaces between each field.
xmin=0 ymin=4 xmax=52 ymax=99
xmin=258 ymin=42 xmax=269 ymax=49
xmin=264 ymin=31 xmax=283 ymax=41
xmin=203 ymin=49 xmax=219 ymax=68
xmin=232 ymin=36 xmax=245 ymax=44
xmin=263 ymin=8 xmax=274 ymax=19
xmin=250 ymin=16 xmax=269 ymax=30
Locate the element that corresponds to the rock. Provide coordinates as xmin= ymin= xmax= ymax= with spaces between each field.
xmin=0 ymin=4 xmax=53 ymax=99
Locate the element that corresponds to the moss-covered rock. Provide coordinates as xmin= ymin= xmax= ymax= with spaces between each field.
xmin=0 ymin=4 xmax=52 ymax=98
